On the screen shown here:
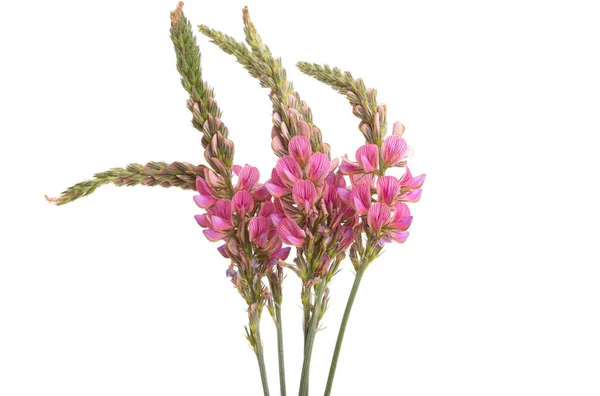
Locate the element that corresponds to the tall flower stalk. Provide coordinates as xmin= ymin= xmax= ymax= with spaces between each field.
xmin=47 ymin=4 xmax=426 ymax=395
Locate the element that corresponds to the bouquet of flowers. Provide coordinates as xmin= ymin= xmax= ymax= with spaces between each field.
xmin=47 ymin=3 xmax=425 ymax=395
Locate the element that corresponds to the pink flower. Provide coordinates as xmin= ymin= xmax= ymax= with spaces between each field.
xmin=306 ymin=153 xmax=331 ymax=183
xmin=271 ymin=247 xmax=291 ymax=260
xmin=209 ymin=200 xmax=233 ymax=231
xmin=377 ymin=176 xmax=401 ymax=205
xmin=251 ymin=185 xmax=270 ymax=201
xmin=400 ymin=167 xmax=426 ymax=190
xmin=203 ymin=228 xmax=228 ymax=242
xmin=276 ymin=156 xmax=303 ymax=185
xmin=236 ymin=165 xmax=260 ymax=191
xmin=339 ymin=155 xmax=363 ymax=174
xmin=367 ymin=202 xmax=391 ymax=232
xmin=288 ymin=136 xmax=312 ymax=167
xmin=194 ymin=214 xmax=209 ymax=228
xmin=276 ymin=218 xmax=306 ymax=246
xmin=265 ymin=169 xmax=290 ymax=198
xmin=292 ymin=180 xmax=318 ymax=213
xmin=356 ymin=144 xmax=379 ymax=173
xmin=400 ymin=189 xmax=422 ymax=203
xmin=388 ymin=202 xmax=413 ymax=232
xmin=193 ymin=177 xmax=217 ymax=209
xmin=232 ymin=190 xmax=254 ymax=215
xmin=339 ymin=226 xmax=354 ymax=251
xmin=350 ymin=183 xmax=372 ymax=215
xmin=249 ymin=216 xmax=271 ymax=247
xmin=382 ymin=135 xmax=408 ymax=167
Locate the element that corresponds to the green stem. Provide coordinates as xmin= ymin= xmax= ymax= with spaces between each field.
xmin=323 ymin=264 xmax=367 ymax=396
xmin=298 ymin=282 xmax=326 ymax=396
xmin=255 ymin=327 xmax=271 ymax=396
xmin=274 ymin=302 xmax=287 ymax=396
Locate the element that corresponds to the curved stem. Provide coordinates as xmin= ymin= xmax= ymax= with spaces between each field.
xmin=323 ymin=265 xmax=367 ymax=396
xmin=298 ymin=282 xmax=326 ymax=396
xmin=274 ymin=303 xmax=287 ymax=396
xmin=254 ymin=327 xmax=271 ymax=396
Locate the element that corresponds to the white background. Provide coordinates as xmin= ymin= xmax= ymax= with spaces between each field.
xmin=1 ymin=1 xmax=599 ymax=395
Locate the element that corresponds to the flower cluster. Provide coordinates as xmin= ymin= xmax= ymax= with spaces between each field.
xmin=193 ymin=165 xmax=290 ymax=304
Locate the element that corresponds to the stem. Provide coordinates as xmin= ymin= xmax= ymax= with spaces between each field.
xmin=255 ymin=327 xmax=271 ymax=396
xmin=298 ymin=282 xmax=326 ymax=396
xmin=274 ymin=302 xmax=287 ymax=396
xmin=323 ymin=265 xmax=367 ymax=396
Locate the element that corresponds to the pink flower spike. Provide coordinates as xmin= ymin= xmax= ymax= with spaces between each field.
xmin=272 ymin=247 xmax=291 ymax=260
xmin=288 ymin=136 xmax=312 ymax=167
xmin=401 ymin=189 xmax=422 ymax=203
xmin=307 ymin=153 xmax=331 ymax=183
xmin=203 ymin=229 xmax=228 ymax=242
xmin=193 ymin=194 xmax=216 ymax=209
xmin=237 ymin=165 xmax=260 ymax=191
xmin=194 ymin=214 xmax=209 ymax=228
xmin=249 ymin=216 xmax=270 ymax=247
xmin=292 ymin=180 xmax=318 ymax=213
xmin=232 ymin=190 xmax=254 ymax=214
xmin=367 ymin=202 xmax=392 ymax=232
xmin=276 ymin=218 xmax=306 ymax=247
xmin=377 ymin=176 xmax=401 ymax=205
xmin=276 ymin=156 xmax=303 ymax=185
xmin=392 ymin=121 xmax=405 ymax=137
xmin=350 ymin=183 xmax=372 ymax=215
xmin=356 ymin=144 xmax=379 ymax=173
xmin=382 ymin=136 xmax=408 ymax=167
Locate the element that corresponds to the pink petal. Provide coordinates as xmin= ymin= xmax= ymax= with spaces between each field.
xmin=401 ymin=189 xmax=422 ymax=203
xmin=252 ymin=185 xmax=271 ymax=201
xmin=272 ymin=247 xmax=291 ymax=260
xmin=393 ymin=202 xmax=411 ymax=219
xmin=382 ymin=136 xmax=408 ymax=167
xmin=276 ymin=156 xmax=303 ymax=185
xmin=264 ymin=182 xmax=290 ymax=198
xmin=232 ymin=165 xmax=242 ymax=176
xmin=193 ymin=194 xmax=216 ymax=209
xmin=232 ymin=190 xmax=254 ymax=214
xmin=377 ymin=176 xmax=401 ymax=205
xmin=350 ymin=183 xmax=372 ymax=215
xmin=339 ymin=156 xmax=363 ymax=175
xmin=203 ymin=229 xmax=228 ymax=242
xmin=276 ymin=218 xmax=306 ymax=247
xmin=217 ymin=244 xmax=230 ymax=258
xmin=259 ymin=201 xmax=276 ymax=217
xmin=388 ymin=230 xmax=409 ymax=243
xmin=249 ymin=217 xmax=270 ymax=245
xmin=392 ymin=121 xmax=405 ymax=137
xmin=237 ymin=165 xmax=260 ymax=191
xmin=307 ymin=153 xmax=331 ymax=183
xmin=288 ymin=136 xmax=312 ymax=167
xmin=367 ymin=202 xmax=392 ymax=232
xmin=292 ymin=180 xmax=317 ymax=212
xmin=337 ymin=187 xmax=351 ymax=202
xmin=356 ymin=144 xmax=379 ymax=173
xmin=210 ymin=215 xmax=233 ymax=232
xmin=196 ymin=176 xmax=212 ymax=195
xmin=212 ymin=200 xmax=232 ymax=221
xmin=194 ymin=214 xmax=209 ymax=228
